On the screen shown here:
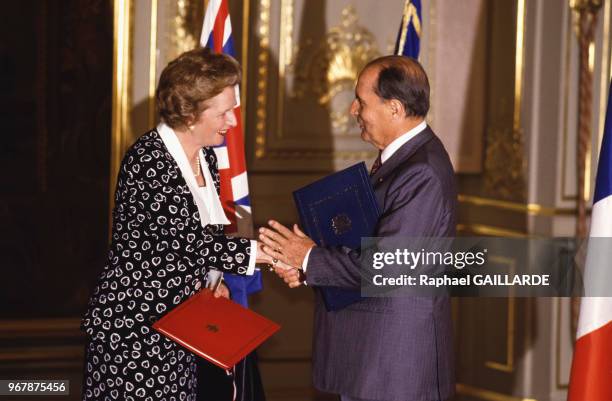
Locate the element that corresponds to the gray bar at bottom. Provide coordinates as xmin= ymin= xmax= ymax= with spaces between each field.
xmin=0 ymin=380 xmax=69 ymax=395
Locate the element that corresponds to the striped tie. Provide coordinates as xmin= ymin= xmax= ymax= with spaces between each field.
xmin=370 ymin=152 xmax=382 ymax=176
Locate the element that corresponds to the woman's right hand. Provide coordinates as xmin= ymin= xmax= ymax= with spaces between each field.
xmin=256 ymin=240 xmax=295 ymax=270
xmin=256 ymin=240 xmax=273 ymax=264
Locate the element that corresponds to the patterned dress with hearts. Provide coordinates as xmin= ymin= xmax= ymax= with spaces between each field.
xmin=81 ymin=130 xmax=252 ymax=401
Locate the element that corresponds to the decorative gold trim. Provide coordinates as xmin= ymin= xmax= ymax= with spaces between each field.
xmin=588 ymin=40 xmax=596 ymax=72
xmin=427 ymin=0 xmax=438 ymax=125
xmin=254 ymin=2 xmax=378 ymax=160
xmin=148 ymin=0 xmax=158 ymax=129
xmin=396 ymin=0 xmax=422 ymax=55
xmin=276 ymin=0 xmax=294 ymax=139
xmin=562 ymin=7 xmax=577 ymax=201
xmin=562 ymin=0 xmax=609 ymax=202
xmin=458 ymin=194 xmax=579 ymax=216
xmin=172 ymin=0 xmax=200 ymax=57
xmin=483 ymin=1 xmax=527 ymax=202
xmin=0 ymin=346 xmax=83 ymax=362
xmin=485 ymin=256 xmax=516 ymax=373
xmin=585 ymin=130 xmax=592 ymax=201
xmin=0 ymin=318 xmax=82 ymax=338
xmin=241 ymin=0 xmax=250 ymax=120
xmin=290 ymin=5 xmax=379 ymax=136
xmin=556 ymin=298 xmax=570 ymax=389
xmin=396 ymin=0 xmax=410 ymax=55
xmin=261 ymin=149 xmax=376 ymax=161
xmin=596 ymin=0 xmax=612 ymax=189
xmin=514 ymin=0 xmax=526 ymax=132
xmin=110 ymin=0 xmax=133 ymax=221
xmin=258 ymin=356 xmax=312 ymax=363
xmin=255 ymin=0 xmax=271 ymax=159
xmin=36 ymin=0 xmax=48 ymax=193
xmin=457 ymin=224 xmax=527 ymax=238
xmin=456 ymin=384 xmax=537 ymax=401
xmin=264 ymin=387 xmax=330 ymax=398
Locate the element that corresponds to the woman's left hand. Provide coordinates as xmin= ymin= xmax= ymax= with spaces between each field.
xmin=213 ymin=281 xmax=230 ymax=299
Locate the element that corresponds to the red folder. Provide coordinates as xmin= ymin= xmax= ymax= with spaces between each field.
xmin=152 ymin=289 xmax=280 ymax=369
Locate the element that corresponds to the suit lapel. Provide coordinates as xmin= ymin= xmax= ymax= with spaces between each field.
xmin=370 ymin=127 xmax=434 ymax=185
xmin=369 ymin=127 xmax=435 ymax=207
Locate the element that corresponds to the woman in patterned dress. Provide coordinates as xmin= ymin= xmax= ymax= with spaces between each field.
xmin=81 ymin=47 xmax=273 ymax=401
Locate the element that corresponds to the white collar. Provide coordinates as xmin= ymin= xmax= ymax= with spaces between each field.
xmin=157 ymin=123 xmax=230 ymax=226
xmin=380 ymin=120 xmax=427 ymax=164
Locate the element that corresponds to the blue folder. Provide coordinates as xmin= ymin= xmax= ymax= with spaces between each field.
xmin=293 ymin=162 xmax=381 ymax=311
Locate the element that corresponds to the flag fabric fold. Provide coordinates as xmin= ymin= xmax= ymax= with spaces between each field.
xmin=394 ymin=0 xmax=422 ymax=59
xmin=199 ymin=0 xmax=262 ymax=308
xmin=200 ymin=0 xmax=253 ymax=239
xmin=568 ymin=80 xmax=612 ymax=401
xmin=198 ymin=3 xmax=266 ymax=401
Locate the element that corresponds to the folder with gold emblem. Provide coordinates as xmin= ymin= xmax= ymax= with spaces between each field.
xmin=293 ymin=162 xmax=381 ymax=311
xmin=152 ymin=289 xmax=280 ymax=369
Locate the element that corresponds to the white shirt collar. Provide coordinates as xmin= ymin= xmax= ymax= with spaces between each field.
xmin=157 ymin=123 xmax=231 ymax=226
xmin=380 ymin=120 xmax=427 ymax=164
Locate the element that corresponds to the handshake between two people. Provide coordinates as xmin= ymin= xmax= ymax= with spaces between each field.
xmin=255 ymin=220 xmax=316 ymax=288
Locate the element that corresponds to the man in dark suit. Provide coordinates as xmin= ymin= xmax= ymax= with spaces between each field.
xmin=259 ymin=55 xmax=456 ymax=401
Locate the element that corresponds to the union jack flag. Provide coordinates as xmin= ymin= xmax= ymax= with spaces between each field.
xmin=199 ymin=4 xmax=265 ymax=400
xmin=200 ymin=0 xmax=251 ymax=237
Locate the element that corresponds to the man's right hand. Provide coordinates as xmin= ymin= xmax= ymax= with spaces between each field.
xmin=273 ymin=266 xmax=305 ymax=288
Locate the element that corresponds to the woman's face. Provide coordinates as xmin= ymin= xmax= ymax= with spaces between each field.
xmin=191 ymin=86 xmax=237 ymax=147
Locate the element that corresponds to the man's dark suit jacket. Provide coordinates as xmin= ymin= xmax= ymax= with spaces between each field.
xmin=306 ymin=127 xmax=456 ymax=401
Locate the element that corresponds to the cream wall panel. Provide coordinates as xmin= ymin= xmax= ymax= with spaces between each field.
xmin=429 ymin=0 xmax=487 ymax=173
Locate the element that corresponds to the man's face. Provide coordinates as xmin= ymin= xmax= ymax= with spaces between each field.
xmin=350 ymin=67 xmax=390 ymax=149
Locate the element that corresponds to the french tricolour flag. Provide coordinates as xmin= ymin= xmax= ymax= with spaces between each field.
xmin=200 ymin=0 xmax=251 ymax=237
xmin=568 ymin=80 xmax=612 ymax=401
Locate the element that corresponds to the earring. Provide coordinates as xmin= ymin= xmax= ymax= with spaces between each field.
xmin=188 ymin=125 xmax=195 ymax=131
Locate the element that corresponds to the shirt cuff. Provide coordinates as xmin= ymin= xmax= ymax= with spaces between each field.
xmin=302 ymin=247 xmax=313 ymax=272
xmin=246 ymin=240 xmax=257 ymax=276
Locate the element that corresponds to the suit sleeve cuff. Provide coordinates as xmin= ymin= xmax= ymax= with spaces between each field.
xmin=246 ymin=240 xmax=257 ymax=276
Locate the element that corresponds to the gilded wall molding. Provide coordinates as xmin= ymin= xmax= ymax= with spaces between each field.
xmin=596 ymin=0 xmax=612 ymax=169
xmin=483 ymin=0 xmax=527 ymax=203
xmin=276 ymin=0 xmax=294 ymax=140
xmin=148 ymin=0 xmax=158 ymax=128
xmin=426 ymin=0 xmax=438 ymax=126
xmin=458 ymin=194 xmax=579 ymax=216
xmin=169 ymin=0 xmax=203 ymax=61
xmin=457 ymin=224 xmax=527 ymax=238
xmin=255 ymin=0 xmax=271 ymax=159
xmin=560 ymin=0 xmax=611 ymax=202
xmin=110 ymin=0 xmax=134 ymax=219
xmin=0 ymin=318 xmax=84 ymax=368
xmin=555 ymin=298 xmax=570 ymax=389
xmin=254 ymin=1 xmax=385 ymax=163
xmin=484 ymin=256 xmax=516 ymax=373
xmin=290 ymin=5 xmax=380 ymax=135
xmin=0 ymin=319 xmax=82 ymax=339
xmin=456 ymin=383 xmax=537 ymax=401
xmin=257 ymin=149 xmax=375 ymax=161
xmin=561 ymin=7 xmax=577 ymax=201
xmin=484 ymin=126 xmax=527 ymax=201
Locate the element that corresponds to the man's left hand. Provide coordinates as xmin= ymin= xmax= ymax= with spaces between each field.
xmin=259 ymin=220 xmax=315 ymax=268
